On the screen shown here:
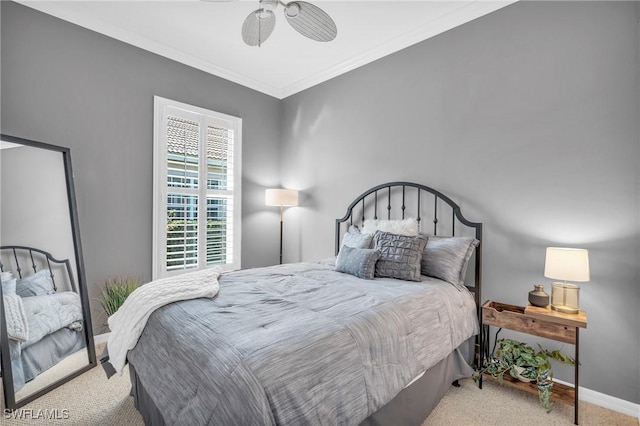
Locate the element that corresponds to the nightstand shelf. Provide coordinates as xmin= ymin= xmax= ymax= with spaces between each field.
xmin=479 ymin=300 xmax=587 ymax=425
xmin=481 ymin=372 xmax=575 ymax=406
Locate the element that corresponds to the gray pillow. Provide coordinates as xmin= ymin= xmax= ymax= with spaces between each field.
xmin=420 ymin=236 xmax=479 ymax=287
xmin=373 ymin=231 xmax=428 ymax=281
xmin=16 ymin=269 xmax=55 ymax=297
xmin=341 ymin=227 xmax=373 ymax=250
xmin=335 ymin=246 xmax=381 ymax=279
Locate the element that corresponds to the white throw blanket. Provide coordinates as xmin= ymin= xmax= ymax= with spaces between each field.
xmin=4 ymin=294 xmax=29 ymax=342
xmin=107 ymin=267 xmax=222 ymax=375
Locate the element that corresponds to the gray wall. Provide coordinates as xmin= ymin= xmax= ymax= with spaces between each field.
xmin=280 ymin=2 xmax=639 ymax=404
xmin=2 ymin=0 xmax=639 ymax=406
xmin=1 ymin=2 xmax=283 ymax=331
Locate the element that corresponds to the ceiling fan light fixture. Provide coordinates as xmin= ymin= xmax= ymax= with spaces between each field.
xmin=240 ymin=0 xmax=337 ymax=46
xmin=285 ymin=3 xmax=300 ymax=18
xmin=261 ymin=0 xmax=278 ymax=13
xmin=257 ymin=9 xmax=271 ymax=20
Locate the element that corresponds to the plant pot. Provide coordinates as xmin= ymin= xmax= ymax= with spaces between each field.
xmin=513 ymin=366 xmax=533 ymax=382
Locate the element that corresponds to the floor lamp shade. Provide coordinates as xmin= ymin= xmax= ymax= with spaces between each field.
xmin=265 ymin=189 xmax=298 ymax=207
xmin=265 ymin=188 xmax=298 ymax=264
xmin=544 ymin=247 xmax=590 ymax=314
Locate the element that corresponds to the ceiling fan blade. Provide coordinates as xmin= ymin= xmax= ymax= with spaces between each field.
xmin=284 ymin=1 xmax=337 ymax=42
xmin=242 ymin=9 xmax=276 ymax=47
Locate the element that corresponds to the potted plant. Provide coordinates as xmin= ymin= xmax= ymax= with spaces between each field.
xmin=474 ymin=338 xmax=576 ymax=411
xmin=98 ymin=276 xmax=141 ymax=326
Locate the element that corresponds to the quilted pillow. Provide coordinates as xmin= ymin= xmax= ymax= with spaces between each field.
xmin=373 ymin=231 xmax=428 ymax=281
xmin=335 ymin=246 xmax=381 ymax=279
xmin=421 ymin=236 xmax=479 ymax=287
xmin=361 ymin=218 xmax=419 ymax=236
xmin=341 ymin=225 xmax=373 ymax=250
xmin=16 ymin=269 xmax=55 ymax=297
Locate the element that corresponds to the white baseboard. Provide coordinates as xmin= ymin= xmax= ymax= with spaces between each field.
xmin=554 ymin=379 xmax=640 ymax=419
xmin=93 ymin=332 xmax=110 ymax=345
xmin=87 ymin=332 xmax=639 ymax=420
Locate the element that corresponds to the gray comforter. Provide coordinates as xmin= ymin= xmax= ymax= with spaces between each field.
xmin=127 ymin=260 xmax=478 ymax=425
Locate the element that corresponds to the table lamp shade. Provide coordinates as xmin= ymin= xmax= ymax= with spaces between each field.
xmin=265 ymin=189 xmax=299 ymax=207
xmin=544 ymin=247 xmax=590 ymax=282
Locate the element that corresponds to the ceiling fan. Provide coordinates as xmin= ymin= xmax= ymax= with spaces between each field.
xmin=240 ymin=0 xmax=338 ymax=47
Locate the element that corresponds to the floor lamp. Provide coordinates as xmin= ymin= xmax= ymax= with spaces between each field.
xmin=265 ymin=188 xmax=299 ymax=264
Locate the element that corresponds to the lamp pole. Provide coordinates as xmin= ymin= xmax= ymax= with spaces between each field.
xmin=279 ymin=205 xmax=284 ymax=264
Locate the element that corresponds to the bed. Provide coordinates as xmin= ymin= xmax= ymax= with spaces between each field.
xmin=111 ymin=181 xmax=483 ymax=425
xmin=0 ymin=246 xmax=87 ymax=392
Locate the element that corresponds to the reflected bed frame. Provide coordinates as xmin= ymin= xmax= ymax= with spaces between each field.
xmin=0 ymin=246 xmax=77 ymax=293
xmin=0 ymin=250 xmax=93 ymax=410
xmin=0 ymin=246 xmax=91 ymax=409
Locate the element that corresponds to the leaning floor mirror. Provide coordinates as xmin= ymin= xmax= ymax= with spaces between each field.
xmin=0 ymin=134 xmax=96 ymax=409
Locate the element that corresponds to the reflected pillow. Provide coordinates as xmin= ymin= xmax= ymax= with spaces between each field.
xmin=16 ymin=269 xmax=55 ymax=297
xmin=361 ymin=218 xmax=419 ymax=236
xmin=2 ymin=278 xmax=17 ymax=296
xmin=373 ymin=231 xmax=428 ymax=281
xmin=421 ymin=236 xmax=479 ymax=287
xmin=335 ymin=246 xmax=381 ymax=280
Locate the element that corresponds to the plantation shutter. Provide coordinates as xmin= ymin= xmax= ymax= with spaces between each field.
xmin=153 ymin=97 xmax=242 ymax=279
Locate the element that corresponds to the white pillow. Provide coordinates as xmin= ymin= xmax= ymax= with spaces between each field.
xmin=361 ymin=218 xmax=419 ymax=236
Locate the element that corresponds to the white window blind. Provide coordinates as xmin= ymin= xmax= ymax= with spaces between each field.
xmin=153 ymin=97 xmax=242 ymax=279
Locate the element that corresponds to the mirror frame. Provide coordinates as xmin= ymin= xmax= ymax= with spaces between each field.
xmin=0 ymin=133 xmax=96 ymax=409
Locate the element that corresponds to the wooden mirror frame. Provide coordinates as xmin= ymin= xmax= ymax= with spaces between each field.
xmin=0 ymin=133 xmax=96 ymax=409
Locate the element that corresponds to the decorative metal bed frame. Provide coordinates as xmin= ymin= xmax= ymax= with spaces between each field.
xmin=335 ymin=182 xmax=482 ymax=303
xmin=335 ymin=181 xmax=483 ymax=366
xmin=0 ymin=246 xmax=77 ymax=293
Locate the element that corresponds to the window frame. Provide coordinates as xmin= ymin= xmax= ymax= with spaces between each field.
xmin=152 ymin=96 xmax=242 ymax=279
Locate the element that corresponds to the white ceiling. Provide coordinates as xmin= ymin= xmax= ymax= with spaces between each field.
xmin=19 ymin=1 xmax=516 ymax=99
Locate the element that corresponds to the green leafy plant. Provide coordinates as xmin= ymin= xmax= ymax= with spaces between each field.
xmin=474 ymin=338 xmax=576 ymax=411
xmin=98 ymin=276 xmax=141 ymax=322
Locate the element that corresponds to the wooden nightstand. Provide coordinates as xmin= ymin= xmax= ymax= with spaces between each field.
xmin=479 ymin=300 xmax=587 ymax=425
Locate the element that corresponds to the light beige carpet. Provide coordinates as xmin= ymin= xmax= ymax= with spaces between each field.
xmin=423 ymin=379 xmax=638 ymax=426
xmin=1 ymin=355 xmax=637 ymax=425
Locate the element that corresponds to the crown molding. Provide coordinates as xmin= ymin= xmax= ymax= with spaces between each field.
xmin=17 ymin=1 xmax=285 ymax=98
xmin=18 ymin=1 xmax=515 ymax=100
xmin=279 ymin=1 xmax=515 ymax=98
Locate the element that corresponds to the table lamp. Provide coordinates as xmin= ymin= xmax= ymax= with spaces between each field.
xmin=544 ymin=247 xmax=590 ymax=314
xmin=265 ymin=188 xmax=298 ymax=264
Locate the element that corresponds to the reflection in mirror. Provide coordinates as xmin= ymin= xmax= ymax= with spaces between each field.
xmin=0 ymin=135 xmax=96 ymax=409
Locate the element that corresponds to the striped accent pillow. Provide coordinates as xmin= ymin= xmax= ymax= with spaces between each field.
xmin=420 ymin=236 xmax=479 ymax=287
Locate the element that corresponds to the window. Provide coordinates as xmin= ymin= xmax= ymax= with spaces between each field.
xmin=153 ymin=96 xmax=242 ymax=279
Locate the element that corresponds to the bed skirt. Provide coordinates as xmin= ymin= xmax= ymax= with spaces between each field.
xmin=128 ymin=337 xmax=475 ymax=426
xmin=360 ymin=337 xmax=475 ymax=426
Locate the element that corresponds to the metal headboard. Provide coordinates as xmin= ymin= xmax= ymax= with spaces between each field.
xmin=335 ymin=181 xmax=483 ymax=311
xmin=0 ymin=246 xmax=76 ymax=293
